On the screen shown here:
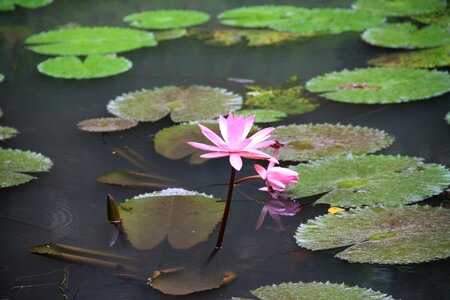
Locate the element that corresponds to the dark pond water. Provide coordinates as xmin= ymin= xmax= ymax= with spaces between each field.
xmin=1 ymin=0 xmax=450 ymax=299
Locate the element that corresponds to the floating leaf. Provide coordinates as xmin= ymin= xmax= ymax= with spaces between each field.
xmin=0 ymin=0 xmax=52 ymax=11
xmin=270 ymin=9 xmax=384 ymax=35
xmin=0 ymin=126 xmax=18 ymax=140
xmin=78 ymin=117 xmax=138 ymax=132
xmin=412 ymin=7 xmax=450 ymax=26
xmin=245 ymin=84 xmax=318 ymax=115
xmin=0 ymin=148 xmax=53 ymax=188
xmin=119 ymin=188 xmax=224 ymax=250
xmin=269 ymin=124 xmax=394 ymax=162
xmin=306 ymin=67 xmax=450 ymax=104
xmin=353 ymin=0 xmax=446 ymax=17
xmin=218 ymin=6 xmax=306 ymax=28
xmin=25 ymin=27 xmax=157 ymax=56
xmin=97 ymin=170 xmax=176 ymax=189
xmin=251 ymin=281 xmax=395 ymax=299
xmin=238 ymin=109 xmax=286 ymax=123
xmin=149 ymin=268 xmax=236 ymax=295
xmin=154 ymin=29 xmax=187 ymax=41
xmin=289 ymin=155 xmax=450 ymax=207
xmin=107 ymin=86 xmax=242 ymax=122
xmin=38 ymin=55 xmax=132 ymax=79
xmin=124 ymin=10 xmax=209 ymax=30
xmin=368 ymin=45 xmax=450 ymax=68
xmin=107 ymin=194 xmax=121 ymax=223
xmin=189 ymin=28 xmax=302 ymax=47
xmin=362 ymin=23 xmax=450 ymax=49
xmin=295 ymin=205 xmax=450 ymax=264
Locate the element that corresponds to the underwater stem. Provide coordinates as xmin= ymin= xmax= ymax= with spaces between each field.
xmin=215 ymin=166 xmax=237 ymax=249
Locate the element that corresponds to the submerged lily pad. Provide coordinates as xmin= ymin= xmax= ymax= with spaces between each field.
xmin=289 ymin=155 xmax=450 ymax=207
xmin=446 ymin=112 xmax=450 ymax=124
xmin=218 ymin=6 xmax=306 ymax=28
xmin=238 ymin=109 xmax=286 ymax=123
xmin=270 ymin=9 xmax=384 ymax=35
xmin=124 ymin=10 xmax=209 ymax=30
xmin=97 ymin=170 xmax=176 ymax=189
xmin=362 ymin=23 xmax=450 ymax=49
xmin=270 ymin=124 xmax=394 ymax=162
xmin=25 ymin=27 xmax=157 ymax=56
xmin=0 ymin=126 xmax=18 ymax=140
xmin=368 ymin=45 xmax=450 ymax=68
xmin=251 ymin=281 xmax=394 ymax=300
xmin=412 ymin=7 xmax=450 ymax=26
xmin=153 ymin=29 xmax=187 ymax=41
xmin=353 ymin=0 xmax=446 ymax=17
xmin=0 ymin=148 xmax=53 ymax=188
xmin=0 ymin=74 xmax=4 ymax=83
xmin=306 ymin=67 xmax=450 ymax=104
xmin=78 ymin=117 xmax=138 ymax=132
xmin=0 ymin=0 xmax=52 ymax=11
xmin=107 ymin=86 xmax=242 ymax=122
xmin=119 ymin=188 xmax=224 ymax=249
xmin=295 ymin=205 xmax=450 ymax=264
xmin=38 ymin=55 xmax=132 ymax=79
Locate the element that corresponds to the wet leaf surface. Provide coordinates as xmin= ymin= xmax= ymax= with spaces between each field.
xmin=295 ymin=205 xmax=450 ymax=264
xmin=237 ymin=109 xmax=286 ymax=123
xmin=124 ymin=10 xmax=209 ymax=30
xmin=0 ymin=0 xmax=53 ymax=11
xmin=78 ymin=117 xmax=138 ymax=132
xmin=353 ymin=0 xmax=446 ymax=17
xmin=97 ymin=170 xmax=176 ymax=189
xmin=412 ymin=6 xmax=450 ymax=26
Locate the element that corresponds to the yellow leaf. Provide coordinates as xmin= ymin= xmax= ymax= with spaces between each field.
xmin=328 ymin=207 xmax=345 ymax=214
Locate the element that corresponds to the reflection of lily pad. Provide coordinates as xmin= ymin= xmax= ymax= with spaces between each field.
xmin=353 ymin=0 xmax=446 ymax=17
xmin=0 ymin=148 xmax=53 ymax=188
xmin=271 ymin=9 xmax=384 ymax=35
xmin=295 ymin=205 xmax=450 ymax=264
xmin=154 ymin=29 xmax=187 ymax=41
xmin=289 ymin=155 xmax=450 ymax=207
xmin=107 ymin=86 xmax=242 ymax=122
xmin=446 ymin=112 xmax=450 ymax=124
xmin=124 ymin=10 xmax=209 ymax=30
xmin=77 ymin=117 xmax=138 ymax=132
xmin=306 ymin=67 xmax=450 ymax=104
xmin=368 ymin=45 xmax=450 ymax=68
xmin=412 ymin=7 xmax=450 ymax=26
xmin=245 ymin=84 xmax=318 ymax=114
xmin=0 ymin=126 xmax=18 ymax=141
xmin=362 ymin=23 xmax=450 ymax=49
xmin=0 ymin=0 xmax=52 ymax=11
xmin=37 ymin=55 xmax=132 ymax=79
xmin=251 ymin=281 xmax=394 ymax=300
xmin=218 ymin=6 xmax=306 ymax=28
xmin=119 ymin=188 xmax=224 ymax=249
xmin=270 ymin=124 xmax=394 ymax=162
xmin=238 ymin=109 xmax=286 ymax=123
xmin=25 ymin=27 xmax=157 ymax=55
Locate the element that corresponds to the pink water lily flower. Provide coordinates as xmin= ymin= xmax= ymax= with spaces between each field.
xmin=187 ymin=112 xmax=276 ymax=171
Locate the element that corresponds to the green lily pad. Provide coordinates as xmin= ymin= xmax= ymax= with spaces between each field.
xmin=218 ymin=6 xmax=306 ymax=28
xmin=119 ymin=188 xmax=224 ymax=249
xmin=0 ymin=148 xmax=53 ymax=188
xmin=37 ymin=55 xmax=132 ymax=79
xmin=306 ymin=67 xmax=450 ymax=104
xmin=269 ymin=124 xmax=394 ymax=162
xmin=245 ymin=84 xmax=318 ymax=115
xmin=270 ymin=9 xmax=384 ymax=35
xmin=251 ymin=281 xmax=395 ymax=300
xmin=353 ymin=0 xmax=447 ymax=17
xmin=0 ymin=0 xmax=52 ymax=11
xmin=368 ymin=45 xmax=450 ymax=68
xmin=124 ymin=10 xmax=209 ymax=30
xmin=0 ymin=126 xmax=18 ymax=141
xmin=189 ymin=28 xmax=303 ymax=47
xmin=154 ymin=29 xmax=187 ymax=41
xmin=238 ymin=109 xmax=286 ymax=123
xmin=107 ymin=85 xmax=242 ymax=123
xmin=25 ymin=27 xmax=157 ymax=56
xmin=295 ymin=205 xmax=450 ymax=264
xmin=289 ymin=155 xmax=450 ymax=207
xmin=412 ymin=7 xmax=450 ymax=26
xmin=78 ymin=117 xmax=138 ymax=132
xmin=362 ymin=23 xmax=450 ymax=49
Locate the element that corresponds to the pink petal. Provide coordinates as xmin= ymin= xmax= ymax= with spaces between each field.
xmin=236 ymin=138 xmax=252 ymax=151
xmin=248 ymin=127 xmax=275 ymax=145
xmin=198 ymin=124 xmax=227 ymax=147
xmin=229 ymin=153 xmax=243 ymax=171
xmin=240 ymin=149 xmax=273 ymax=160
xmin=241 ymin=115 xmax=255 ymax=139
xmin=200 ymin=152 xmax=230 ymax=158
xmin=258 ymin=187 xmax=269 ymax=191
xmin=187 ymin=142 xmax=224 ymax=152
xmin=254 ymin=164 xmax=267 ymax=180
xmin=267 ymin=178 xmax=286 ymax=191
xmin=219 ymin=115 xmax=228 ymax=143
xmin=247 ymin=140 xmax=275 ymax=150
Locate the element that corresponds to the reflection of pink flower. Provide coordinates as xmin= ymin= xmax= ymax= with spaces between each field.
xmin=256 ymin=197 xmax=302 ymax=230
xmin=187 ymin=112 xmax=275 ymax=171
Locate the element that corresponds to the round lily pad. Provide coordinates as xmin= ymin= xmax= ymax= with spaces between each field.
xmin=218 ymin=6 xmax=306 ymax=28
xmin=362 ymin=23 xmax=450 ymax=49
xmin=154 ymin=29 xmax=187 ymax=41
xmin=0 ymin=126 xmax=18 ymax=140
xmin=124 ymin=10 xmax=209 ymax=30
xmin=25 ymin=27 xmax=157 ymax=56
xmin=368 ymin=45 xmax=450 ymax=68
xmin=77 ymin=117 xmax=138 ymax=132
xmin=37 ymin=55 xmax=132 ymax=79
xmin=353 ymin=0 xmax=447 ymax=17
xmin=107 ymin=85 xmax=242 ymax=123
xmin=412 ymin=7 xmax=450 ymax=26
xmin=289 ymin=155 xmax=450 ymax=207
xmin=0 ymin=0 xmax=52 ymax=11
xmin=251 ymin=281 xmax=395 ymax=300
xmin=295 ymin=205 xmax=450 ymax=264
xmin=269 ymin=124 xmax=394 ymax=161
xmin=270 ymin=9 xmax=384 ymax=35
xmin=238 ymin=109 xmax=286 ymax=123
xmin=306 ymin=67 xmax=450 ymax=104
xmin=118 ymin=188 xmax=224 ymax=250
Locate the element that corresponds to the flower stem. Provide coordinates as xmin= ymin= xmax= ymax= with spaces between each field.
xmin=234 ymin=175 xmax=260 ymax=185
xmin=215 ymin=166 xmax=237 ymax=249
